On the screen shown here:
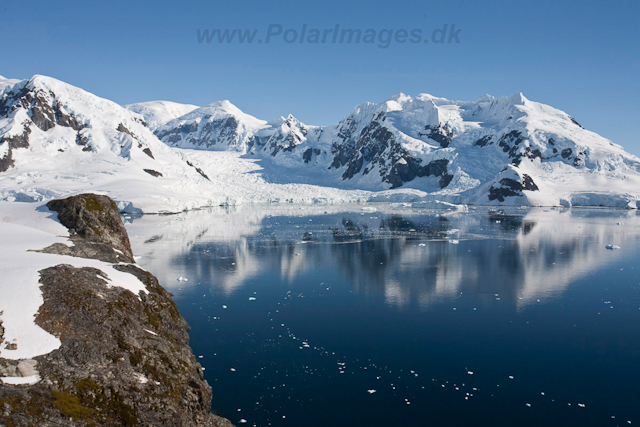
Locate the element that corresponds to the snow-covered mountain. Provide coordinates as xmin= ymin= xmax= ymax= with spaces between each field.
xmin=150 ymin=91 xmax=640 ymax=207
xmin=0 ymin=75 xmax=245 ymax=212
xmin=0 ymin=75 xmax=367 ymax=212
xmin=1 ymin=74 xmax=639 ymax=211
xmin=124 ymin=100 xmax=199 ymax=131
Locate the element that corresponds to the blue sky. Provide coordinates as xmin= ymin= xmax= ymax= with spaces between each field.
xmin=2 ymin=0 xmax=639 ymax=154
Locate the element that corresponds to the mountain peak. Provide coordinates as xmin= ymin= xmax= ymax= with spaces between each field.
xmin=202 ymin=99 xmax=242 ymax=113
xmin=509 ymin=92 xmax=528 ymax=105
xmin=390 ymin=92 xmax=411 ymax=102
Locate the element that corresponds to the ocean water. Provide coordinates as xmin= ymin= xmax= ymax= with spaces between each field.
xmin=126 ymin=205 xmax=640 ymax=426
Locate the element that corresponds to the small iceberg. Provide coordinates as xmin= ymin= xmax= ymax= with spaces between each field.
xmin=605 ymin=244 xmax=621 ymax=250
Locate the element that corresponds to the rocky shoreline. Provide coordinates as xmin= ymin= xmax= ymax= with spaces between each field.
xmin=0 ymin=194 xmax=233 ymax=427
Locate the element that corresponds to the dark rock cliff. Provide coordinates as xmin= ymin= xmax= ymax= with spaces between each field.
xmin=0 ymin=194 xmax=234 ymax=427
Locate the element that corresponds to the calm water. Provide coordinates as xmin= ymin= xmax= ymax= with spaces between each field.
xmin=126 ymin=205 xmax=640 ymax=426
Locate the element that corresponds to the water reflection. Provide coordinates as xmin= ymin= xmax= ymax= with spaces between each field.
xmin=126 ymin=205 xmax=639 ymax=309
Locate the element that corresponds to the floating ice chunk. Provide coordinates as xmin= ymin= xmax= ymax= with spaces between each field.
xmin=418 ymin=243 xmax=426 ymax=247
xmin=578 ymin=403 xmax=586 ymax=408
xmin=449 ymin=239 xmax=460 ymax=244
xmin=222 ymin=305 xmax=228 ymax=309
xmin=248 ymin=297 xmax=256 ymax=301
xmin=509 ymin=376 xmax=514 ymax=379
xmin=467 ymin=371 xmax=474 ymax=375
xmin=606 ymin=244 xmax=621 ymax=250
xmin=177 ymin=276 xmax=188 ymax=282
xmin=230 ymin=368 xmax=236 ymax=372
xmin=367 ymin=389 xmax=377 ymax=394
xmin=239 ymin=420 xmax=247 ymax=424
xmin=526 ymin=403 xmax=531 ymax=407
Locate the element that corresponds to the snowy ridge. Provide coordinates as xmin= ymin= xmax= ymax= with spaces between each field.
xmin=0 ymin=73 xmax=639 ymax=212
xmin=124 ymin=100 xmax=199 ymax=130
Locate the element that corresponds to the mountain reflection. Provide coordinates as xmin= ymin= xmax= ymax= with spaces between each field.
xmin=126 ymin=205 xmax=639 ymax=309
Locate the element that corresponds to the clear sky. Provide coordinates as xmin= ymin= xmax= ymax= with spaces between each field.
xmin=2 ymin=0 xmax=639 ymax=154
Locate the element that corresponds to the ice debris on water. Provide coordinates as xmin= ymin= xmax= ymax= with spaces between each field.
xmin=367 ymin=389 xmax=377 ymax=394
xmin=449 ymin=239 xmax=460 ymax=244
xmin=177 ymin=276 xmax=188 ymax=282
xmin=248 ymin=297 xmax=256 ymax=301
xmin=606 ymin=244 xmax=621 ymax=250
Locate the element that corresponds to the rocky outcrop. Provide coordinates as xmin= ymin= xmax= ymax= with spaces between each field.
xmin=0 ymin=194 xmax=233 ymax=427
xmin=0 ymin=121 xmax=31 ymax=173
xmin=488 ymin=173 xmax=539 ymax=202
xmin=46 ymin=194 xmax=135 ymax=263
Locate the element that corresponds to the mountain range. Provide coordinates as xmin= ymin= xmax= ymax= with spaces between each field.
xmin=1 ymin=74 xmax=639 ymax=212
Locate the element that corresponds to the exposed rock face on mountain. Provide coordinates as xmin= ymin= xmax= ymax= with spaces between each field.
xmin=0 ymin=194 xmax=233 ymax=427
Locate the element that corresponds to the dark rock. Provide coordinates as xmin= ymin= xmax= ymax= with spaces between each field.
xmin=0 ymin=122 xmax=31 ymax=172
xmin=186 ymin=161 xmax=210 ymax=181
xmin=474 ymin=135 xmax=493 ymax=147
xmin=143 ymin=169 xmax=163 ymax=177
xmin=488 ymin=173 xmax=539 ymax=202
xmin=36 ymin=236 xmax=131 ymax=264
xmin=117 ymin=123 xmax=134 ymax=137
xmin=0 ymin=82 xmax=83 ymax=132
xmin=142 ymin=148 xmax=154 ymax=159
xmin=569 ymin=116 xmax=583 ymax=129
xmin=46 ymin=194 xmax=134 ymax=263
xmin=561 ymin=148 xmax=573 ymax=159
xmin=419 ymin=124 xmax=454 ymax=148
xmin=157 ymin=116 xmax=240 ymax=149
xmin=302 ymin=148 xmax=321 ymax=163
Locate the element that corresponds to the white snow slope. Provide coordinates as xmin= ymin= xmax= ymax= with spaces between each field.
xmin=124 ymin=100 xmax=199 ymax=131
xmin=1 ymin=74 xmax=639 ymax=212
